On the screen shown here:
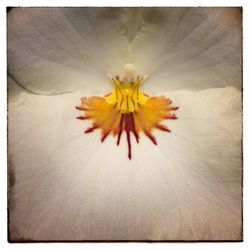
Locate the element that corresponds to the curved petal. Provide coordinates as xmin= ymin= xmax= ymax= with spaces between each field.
xmin=131 ymin=8 xmax=242 ymax=91
xmin=8 ymin=8 xmax=242 ymax=95
xmin=8 ymin=8 xmax=133 ymax=94
xmin=8 ymin=86 xmax=242 ymax=241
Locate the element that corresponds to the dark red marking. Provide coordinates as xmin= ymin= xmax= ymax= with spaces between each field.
xmin=165 ymin=114 xmax=177 ymax=120
xmin=117 ymin=113 xmax=140 ymax=158
xmin=77 ymin=116 xmax=90 ymax=120
xmin=75 ymin=106 xmax=86 ymax=111
xmin=156 ymin=124 xmax=171 ymax=132
xmin=85 ymin=125 xmax=99 ymax=133
xmin=126 ymin=130 xmax=132 ymax=160
xmin=124 ymin=113 xmax=137 ymax=159
xmin=117 ymin=114 xmax=124 ymax=146
xmin=127 ymin=113 xmax=139 ymax=143
xmin=169 ymin=106 xmax=179 ymax=111
xmin=145 ymin=131 xmax=157 ymax=145
xmin=101 ymin=131 xmax=110 ymax=142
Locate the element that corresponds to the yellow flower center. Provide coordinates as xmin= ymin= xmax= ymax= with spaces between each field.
xmin=106 ymin=76 xmax=147 ymax=113
xmin=76 ymin=64 xmax=178 ymax=159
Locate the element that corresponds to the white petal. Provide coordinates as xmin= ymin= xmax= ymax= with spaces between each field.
xmin=131 ymin=8 xmax=241 ymax=91
xmin=8 ymin=8 xmax=133 ymax=94
xmin=8 ymin=87 xmax=242 ymax=241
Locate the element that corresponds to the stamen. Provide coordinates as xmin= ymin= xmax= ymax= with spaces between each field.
xmin=76 ymin=64 xmax=178 ymax=159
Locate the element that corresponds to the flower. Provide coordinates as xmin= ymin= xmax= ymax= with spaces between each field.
xmin=8 ymin=7 xmax=242 ymax=241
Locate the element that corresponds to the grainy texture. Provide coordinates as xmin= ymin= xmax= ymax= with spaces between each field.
xmin=7 ymin=7 xmax=242 ymax=241
xmin=8 ymin=8 xmax=241 ymax=94
xmin=8 ymin=88 xmax=242 ymax=241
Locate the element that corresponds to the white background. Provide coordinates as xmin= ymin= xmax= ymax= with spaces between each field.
xmin=0 ymin=0 xmax=249 ymax=249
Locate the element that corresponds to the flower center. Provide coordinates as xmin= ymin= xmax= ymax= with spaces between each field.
xmin=76 ymin=64 xmax=178 ymax=159
xmin=106 ymin=75 xmax=147 ymax=113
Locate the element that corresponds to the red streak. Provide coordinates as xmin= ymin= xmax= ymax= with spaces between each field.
xmin=165 ymin=114 xmax=177 ymax=120
xmin=117 ymin=114 xmax=124 ymax=146
xmin=85 ymin=125 xmax=99 ymax=133
xmin=126 ymin=130 xmax=132 ymax=160
xmin=127 ymin=113 xmax=140 ymax=143
xmin=75 ymin=106 xmax=86 ymax=111
xmin=156 ymin=124 xmax=171 ymax=132
xmin=77 ymin=116 xmax=89 ymax=120
xmin=145 ymin=131 xmax=157 ymax=145
xmin=169 ymin=106 xmax=179 ymax=111
xmin=101 ymin=131 xmax=110 ymax=142
xmin=117 ymin=113 xmax=138 ymax=159
xmin=124 ymin=113 xmax=136 ymax=160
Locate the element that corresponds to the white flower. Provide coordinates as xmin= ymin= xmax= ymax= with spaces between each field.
xmin=8 ymin=7 xmax=242 ymax=241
